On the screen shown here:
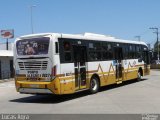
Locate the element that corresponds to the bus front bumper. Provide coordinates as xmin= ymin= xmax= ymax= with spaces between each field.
xmin=15 ymin=79 xmax=61 ymax=94
xmin=19 ymin=88 xmax=52 ymax=94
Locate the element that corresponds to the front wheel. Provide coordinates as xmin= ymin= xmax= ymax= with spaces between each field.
xmin=89 ymin=77 xmax=100 ymax=94
xmin=137 ymin=71 xmax=142 ymax=81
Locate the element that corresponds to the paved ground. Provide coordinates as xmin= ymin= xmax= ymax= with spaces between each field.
xmin=0 ymin=78 xmax=14 ymax=83
xmin=0 ymin=70 xmax=160 ymax=114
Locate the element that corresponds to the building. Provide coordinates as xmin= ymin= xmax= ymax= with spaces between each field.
xmin=0 ymin=43 xmax=14 ymax=79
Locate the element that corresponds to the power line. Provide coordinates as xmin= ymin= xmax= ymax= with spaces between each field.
xmin=139 ymin=30 xmax=151 ymax=36
xmin=134 ymin=30 xmax=151 ymax=43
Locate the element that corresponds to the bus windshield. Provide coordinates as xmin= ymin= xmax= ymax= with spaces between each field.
xmin=16 ymin=37 xmax=50 ymax=56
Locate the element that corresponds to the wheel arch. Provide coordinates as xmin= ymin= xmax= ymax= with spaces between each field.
xmin=90 ymin=73 xmax=101 ymax=86
xmin=138 ymin=67 xmax=143 ymax=76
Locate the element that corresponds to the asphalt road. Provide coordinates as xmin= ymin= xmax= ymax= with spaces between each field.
xmin=0 ymin=70 xmax=160 ymax=114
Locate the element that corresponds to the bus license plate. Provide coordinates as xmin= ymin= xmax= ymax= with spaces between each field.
xmin=30 ymin=84 xmax=39 ymax=88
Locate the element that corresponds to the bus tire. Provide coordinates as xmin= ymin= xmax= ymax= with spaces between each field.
xmin=89 ymin=77 xmax=100 ymax=94
xmin=137 ymin=71 xmax=142 ymax=81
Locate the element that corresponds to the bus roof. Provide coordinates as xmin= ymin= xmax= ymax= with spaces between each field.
xmin=17 ymin=32 xmax=147 ymax=46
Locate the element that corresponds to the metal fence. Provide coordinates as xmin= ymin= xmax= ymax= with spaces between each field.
xmin=151 ymin=64 xmax=160 ymax=69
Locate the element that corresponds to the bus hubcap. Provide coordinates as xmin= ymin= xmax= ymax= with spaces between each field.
xmin=91 ymin=79 xmax=97 ymax=91
xmin=138 ymin=72 xmax=141 ymax=80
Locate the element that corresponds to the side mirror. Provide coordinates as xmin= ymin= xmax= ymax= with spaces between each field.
xmin=138 ymin=58 xmax=142 ymax=62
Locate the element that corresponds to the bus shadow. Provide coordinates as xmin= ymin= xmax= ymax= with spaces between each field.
xmin=10 ymin=91 xmax=90 ymax=104
xmin=10 ymin=79 xmax=147 ymax=104
xmin=100 ymin=78 xmax=147 ymax=92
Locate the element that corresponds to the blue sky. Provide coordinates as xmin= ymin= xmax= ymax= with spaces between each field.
xmin=0 ymin=0 xmax=160 ymax=47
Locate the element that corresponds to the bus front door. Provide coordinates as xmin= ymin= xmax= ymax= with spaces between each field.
xmin=143 ymin=50 xmax=150 ymax=75
xmin=114 ymin=47 xmax=123 ymax=83
xmin=73 ymin=46 xmax=87 ymax=90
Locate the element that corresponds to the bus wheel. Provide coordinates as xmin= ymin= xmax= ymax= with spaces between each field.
xmin=89 ymin=77 xmax=100 ymax=94
xmin=137 ymin=71 xmax=142 ymax=81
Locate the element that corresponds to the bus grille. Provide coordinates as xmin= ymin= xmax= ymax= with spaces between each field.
xmin=18 ymin=61 xmax=48 ymax=70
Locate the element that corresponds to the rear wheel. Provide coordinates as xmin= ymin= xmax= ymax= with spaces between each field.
xmin=89 ymin=77 xmax=100 ymax=94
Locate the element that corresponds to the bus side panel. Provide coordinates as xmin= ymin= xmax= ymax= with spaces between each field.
xmin=122 ymin=59 xmax=139 ymax=81
xmin=53 ymin=50 xmax=74 ymax=94
xmin=87 ymin=61 xmax=117 ymax=87
xmin=48 ymin=78 xmax=61 ymax=94
xmin=59 ymin=63 xmax=75 ymax=94
xmin=104 ymin=74 xmax=116 ymax=86
xmin=59 ymin=76 xmax=75 ymax=94
xmin=124 ymin=69 xmax=138 ymax=81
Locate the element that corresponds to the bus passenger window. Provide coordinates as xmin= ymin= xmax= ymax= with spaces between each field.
xmin=55 ymin=42 xmax=59 ymax=53
xmin=89 ymin=51 xmax=96 ymax=61
xmin=88 ymin=42 xmax=102 ymax=61
xmin=64 ymin=42 xmax=71 ymax=51
xmin=63 ymin=41 xmax=72 ymax=62
xmin=108 ymin=44 xmax=113 ymax=59
xmin=136 ymin=45 xmax=141 ymax=59
xmin=65 ymin=52 xmax=71 ymax=61
xmin=129 ymin=45 xmax=133 ymax=59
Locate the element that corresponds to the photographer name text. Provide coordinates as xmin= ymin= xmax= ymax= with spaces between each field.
xmin=1 ymin=114 xmax=30 ymax=120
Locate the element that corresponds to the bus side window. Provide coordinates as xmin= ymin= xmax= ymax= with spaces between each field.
xmin=108 ymin=43 xmax=113 ymax=60
xmin=88 ymin=42 xmax=102 ymax=61
xmin=102 ymin=42 xmax=108 ymax=60
xmin=132 ymin=45 xmax=136 ymax=59
xmin=63 ymin=41 xmax=72 ymax=62
xmin=55 ymin=42 xmax=59 ymax=53
xmin=123 ymin=44 xmax=128 ymax=59
xmin=129 ymin=44 xmax=133 ymax=59
xmin=136 ymin=45 xmax=142 ymax=59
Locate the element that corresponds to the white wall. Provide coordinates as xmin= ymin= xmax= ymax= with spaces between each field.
xmin=0 ymin=43 xmax=14 ymax=50
xmin=0 ymin=57 xmax=13 ymax=79
xmin=0 ymin=43 xmax=14 ymax=79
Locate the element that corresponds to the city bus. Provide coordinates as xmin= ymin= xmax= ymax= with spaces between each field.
xmin=14 ymin=33 xmax=150 ymax=95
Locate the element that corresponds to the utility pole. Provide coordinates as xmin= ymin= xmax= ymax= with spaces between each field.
xmin=149 ymin=27 xmax=159 ymax=62
xmin=135 ymin=36 xmax=141 ymax=41
xmin=30 ymin=5 xmax=36 ymax=34
xmin=6 ymin=38 xmax=8 ymax=50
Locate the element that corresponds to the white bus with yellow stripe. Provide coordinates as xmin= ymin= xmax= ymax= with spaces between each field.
xmin=14 ymin=33 xmax=150 ymax=94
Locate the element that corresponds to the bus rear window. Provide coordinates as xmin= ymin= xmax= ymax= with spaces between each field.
xmin=16 ymin=37 xmax=50 ymax=56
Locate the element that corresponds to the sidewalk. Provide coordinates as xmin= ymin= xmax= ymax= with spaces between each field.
xmin=151 ymin=69 xmax=160 ymax=71
xmin=0 ymin=78 xmax=14 ymax=83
